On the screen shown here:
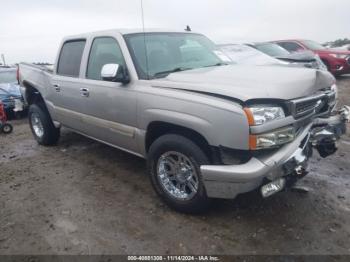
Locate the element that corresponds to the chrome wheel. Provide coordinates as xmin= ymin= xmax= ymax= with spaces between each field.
xmin=157 ymin=151 xmax=199 ymax=201
xmin=31 ymin=112 xmax=44 ymax=138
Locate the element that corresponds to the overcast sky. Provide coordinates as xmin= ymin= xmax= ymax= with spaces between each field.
xmin=1 ymin=0 xmax=349 ymax=64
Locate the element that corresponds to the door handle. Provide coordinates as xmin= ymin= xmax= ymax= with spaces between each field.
xmin=80 ymin=88 xmax=89 ymax=97
xmin=53 ymin=84 xmax=60 ymax=92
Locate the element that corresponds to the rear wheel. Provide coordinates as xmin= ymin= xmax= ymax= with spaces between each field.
xmin=28 ymin=104 xmax=60 ymax=145
xmin=148 ymin=134 xmax=211 ymax=213
xmin=1 ymin=123 xmax=13 ymax=134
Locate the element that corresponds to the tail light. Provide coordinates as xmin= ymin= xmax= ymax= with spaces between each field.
xmin=16 ymin=66 xmax=20 ymax=84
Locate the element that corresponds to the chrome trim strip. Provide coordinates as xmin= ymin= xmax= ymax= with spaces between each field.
xmin=64 ymin=127 xmax=145 ymax=159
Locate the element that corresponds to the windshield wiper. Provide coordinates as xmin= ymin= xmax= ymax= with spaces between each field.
xmin=152 ymin=67 xmax=192 ymax=78
xmin=203 ymin=62 xmax=229 ymax=68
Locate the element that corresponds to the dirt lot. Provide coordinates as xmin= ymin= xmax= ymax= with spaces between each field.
xmin=1 ymin=76 xmax=350 ymax=255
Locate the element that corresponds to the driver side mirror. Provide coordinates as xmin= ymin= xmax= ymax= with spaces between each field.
xmin=101 ymin=64 xmax=130 ymax=84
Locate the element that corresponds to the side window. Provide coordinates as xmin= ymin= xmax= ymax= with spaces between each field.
xmin=57 ymin=40 xmax=86 ymax=77
xmin=278 ymin=42 xmax=303 ymax=52
xmin=86 ymin=37 xmax=126 ymax=80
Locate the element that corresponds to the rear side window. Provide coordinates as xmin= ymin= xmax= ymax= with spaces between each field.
xmin=57 ymin=40 xmax=86 ymax=77
xmin=277 ymin=42 xmax=303 ymax=52
xmin=86 ymin=37 xmax=126 ymax=80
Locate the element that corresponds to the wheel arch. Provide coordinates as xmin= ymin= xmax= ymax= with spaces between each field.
xmin=145 ymin=121 xmax=215 ymax=162
xmin=22 ymin=81 xmax=45 ymax=105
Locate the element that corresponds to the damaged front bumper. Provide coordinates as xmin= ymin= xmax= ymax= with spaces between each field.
xmin=200 ymin=106 xmax=350 ymax=199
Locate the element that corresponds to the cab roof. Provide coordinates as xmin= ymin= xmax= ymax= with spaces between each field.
xmin=64 ymin=28 xmax=198 ymax=40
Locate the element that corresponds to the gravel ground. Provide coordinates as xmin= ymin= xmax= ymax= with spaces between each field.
xmin=0 ymin=75 xmax=350 ymax=255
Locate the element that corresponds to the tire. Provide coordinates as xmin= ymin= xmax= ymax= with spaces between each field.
xmin=28 ymin=103 xmax=60 ymax=145
xmin=1 ymin=123 xmax=13 ymax=134
xmin=148 ymin=134 xmax=211 ymax=213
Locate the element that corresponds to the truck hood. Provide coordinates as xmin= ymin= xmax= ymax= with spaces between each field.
xmin=151 ymin=65 xmax=335 ymax=102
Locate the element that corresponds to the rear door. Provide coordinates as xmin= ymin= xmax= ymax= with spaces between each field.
xmin=49 ymin=39 xmax=87 ymax=131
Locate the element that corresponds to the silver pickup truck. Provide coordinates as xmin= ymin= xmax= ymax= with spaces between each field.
xmin=19 ymin=29 xmax=349 ymax=213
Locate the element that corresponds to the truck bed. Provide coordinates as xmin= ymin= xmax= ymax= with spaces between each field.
xmin=19 ymin=63 xmax=53 ymax=94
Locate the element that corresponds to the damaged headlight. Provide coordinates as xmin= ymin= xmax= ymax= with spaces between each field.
xmin=252 ymin=126 xmax=295 ymax=149
xmin=244 ymin=106 xmax=285 ymax=125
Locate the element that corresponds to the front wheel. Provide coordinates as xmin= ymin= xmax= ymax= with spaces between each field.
xmin=148 ymin=134 xmax=211 ymax=213
xmin=28 ymin=104 xmax=60 ymax=145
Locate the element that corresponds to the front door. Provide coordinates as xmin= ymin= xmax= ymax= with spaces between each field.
xmin=77 ymin=37 xmax=138 ymax=153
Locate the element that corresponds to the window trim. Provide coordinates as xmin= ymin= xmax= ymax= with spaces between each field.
xmin=85 ymin=36 xmax=127 ymax=81
xmin=56 ymin=39 xmax=86 ymax=77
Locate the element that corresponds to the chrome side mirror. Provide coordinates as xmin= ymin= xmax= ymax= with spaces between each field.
xmin=101 ymin=64 xmax=129 ymax=84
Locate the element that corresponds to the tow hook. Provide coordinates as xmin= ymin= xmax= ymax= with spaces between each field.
xmin=295 ymin=165 xmax=308 ymax=176
xmin=310 ymin=105 xmax=349 ymax=158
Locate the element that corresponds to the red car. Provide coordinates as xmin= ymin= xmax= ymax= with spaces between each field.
xmin=273 ymin=39 xmax=350 ymax=76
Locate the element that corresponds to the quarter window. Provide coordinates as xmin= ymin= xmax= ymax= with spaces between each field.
xmin=86 ymin=37 xmax=126 ymax=80
xmin=57 ymin=40 xmax=86 ymax=77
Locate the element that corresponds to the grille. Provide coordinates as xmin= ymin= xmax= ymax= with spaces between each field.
xmin=291 ymin=95 xmax=324 ymax=119
xmin=1 ymin=98 xmax=13 ymax=104
xmin=295 ymin=100 xmax=318 ymax=115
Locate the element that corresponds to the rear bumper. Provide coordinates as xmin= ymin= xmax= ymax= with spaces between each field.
xmin=201 ymin=106 xmax=349 ymax=199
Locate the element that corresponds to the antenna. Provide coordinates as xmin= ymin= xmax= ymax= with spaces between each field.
xmin=140 ymin=0 xmax=150 ymax=79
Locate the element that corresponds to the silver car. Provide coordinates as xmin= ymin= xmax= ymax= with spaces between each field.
xmin=19 ymin=29 xmax=349 ymax=213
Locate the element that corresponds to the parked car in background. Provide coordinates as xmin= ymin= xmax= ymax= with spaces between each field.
xmin=333 ymin=44 xmax=350 ymax=51
xmin=274 ymin=40 xmax=350 ymax=76
xmin=0 ymin=68 xmax=26 ymax=117
xmin=248 ymin=42 xmax=326 ymax=70
xmin=219 ymin=44 xmax=286 ymax=66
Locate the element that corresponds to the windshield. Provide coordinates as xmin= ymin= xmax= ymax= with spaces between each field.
xmin=300 ymin=40 xmax=325 ymax=50
xmin=254 ymin=43 xmax=290 ymax=57
xmin=0 ymin=69 xmax=17 ymax=84
xmin=124 ymin=33 xmax=230 ymax=79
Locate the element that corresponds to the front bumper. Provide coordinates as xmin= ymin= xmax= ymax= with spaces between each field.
xmin=200 ymin=106 xmax=349 ymax=199
xmin=331 ymin=59 xmax=350 ymax=75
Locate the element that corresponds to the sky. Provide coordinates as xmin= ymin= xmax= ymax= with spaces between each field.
xmin=0 ymin=0 xmax=349 ymax=64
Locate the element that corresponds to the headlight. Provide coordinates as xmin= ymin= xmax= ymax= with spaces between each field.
xmin=244 ymin=105 xmax=294 ymax=149
xmin=244 ymin=106 xmax=285 ymax=125
xmin=252 ymin=126 xmax=295 ymax=149
xmin=329 ymin=53 xmax=348 ymax=59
